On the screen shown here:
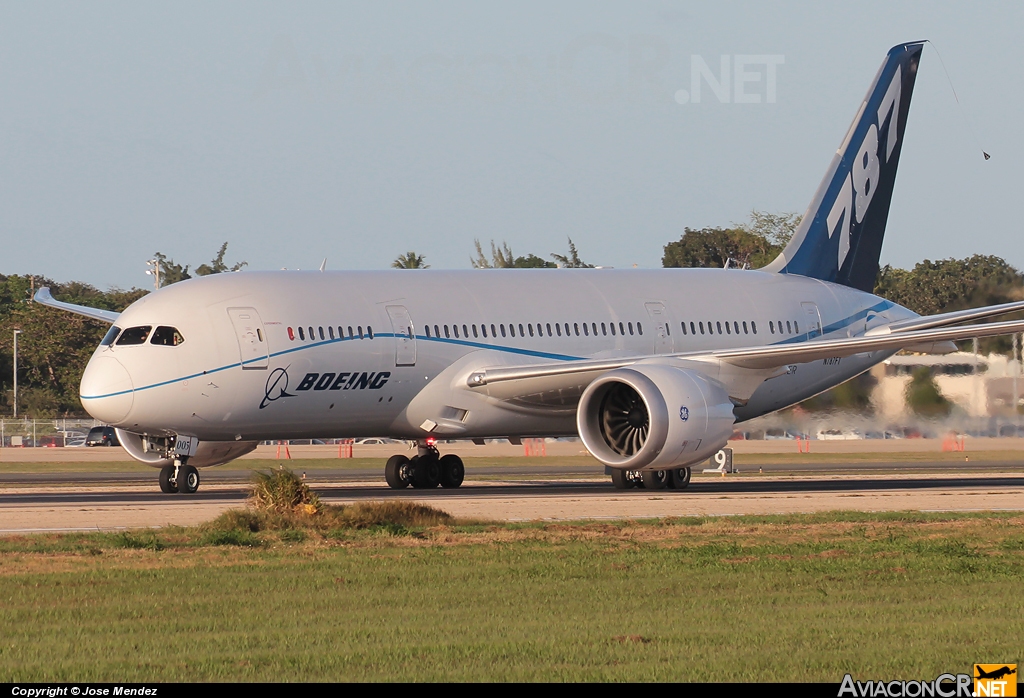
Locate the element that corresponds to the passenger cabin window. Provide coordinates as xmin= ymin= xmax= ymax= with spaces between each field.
xmin=100 ymin=326 xmax=122 ymax=346
xmin=150 ymin=326 xmax=185 ymax=346
xmin=116 ymin=326 xmax=152 ymax=346
xmin=298 ymin=327 xmax=306 ymax=340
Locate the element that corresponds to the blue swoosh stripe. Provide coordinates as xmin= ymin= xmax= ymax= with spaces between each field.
xmin=81 ymin=303 xmax=896 ymax=400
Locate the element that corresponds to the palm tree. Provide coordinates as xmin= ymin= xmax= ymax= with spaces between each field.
xmin=392 ymin=252 xmax=429 ymax=269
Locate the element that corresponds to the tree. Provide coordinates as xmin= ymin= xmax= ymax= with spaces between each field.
xmin=663 ymin=226 xmax=781 ymax=269
xmin=151 ymin=252 xmax=191 ymax=285
xmin=392 ymin=252 xmax=430 ymax=269
xmin=471 ymin=240 xmax=556 ymax=269
xmin=874 ymin=255 xmax=1023 ymax=316
xmin=738 ymin=210 xmax=801 ymax=247
xmin=874 ymin=255 xmax=1024 ymax=356
xmin=153 ymin=243 xmax=247 ymax=285
xmin=195 ymin=242 xmax=247 ymax=276
xmin=513 ymin=254 xmax=556 ymax=269
xmin=905 ymin=367 xmax=952 ymax=418
xmin=550 ymin=238 xmax=593 ymax=268
xmin=798 ymin=373 xmax=876 ymax=413
xmin=0 ymin=275 xmax=147 ymax=416
xmin=662 ymin=211 xmax=801 ymax=269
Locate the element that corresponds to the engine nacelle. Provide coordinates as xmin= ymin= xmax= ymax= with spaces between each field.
xmin=576 ymin=364 xmax=735 ymax=471
xmin=115 ymin=429 xmax=258 ymax=469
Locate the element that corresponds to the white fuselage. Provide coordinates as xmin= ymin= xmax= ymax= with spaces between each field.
xmin=80 ymin=268 xmax=915 ymax=445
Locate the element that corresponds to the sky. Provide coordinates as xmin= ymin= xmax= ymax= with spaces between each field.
xmin=1 ymin=1 xmax=1021 ymax=290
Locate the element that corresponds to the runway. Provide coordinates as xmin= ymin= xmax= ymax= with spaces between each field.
xmin=2 ymin=469 xmax=1022 ymax=533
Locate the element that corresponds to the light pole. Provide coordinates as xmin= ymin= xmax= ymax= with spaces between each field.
xmin=13 ymin=329 xmax=21 ymax=419
xmin=146 ymin=259 xmax=161 ymax=290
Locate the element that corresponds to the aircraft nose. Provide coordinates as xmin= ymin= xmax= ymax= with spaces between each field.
xmin=80 ymin=355 xmax=134 ymax=424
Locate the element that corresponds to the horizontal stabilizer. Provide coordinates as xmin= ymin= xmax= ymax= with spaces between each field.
xmin=34 ymin=288 xmax=120 ymax=324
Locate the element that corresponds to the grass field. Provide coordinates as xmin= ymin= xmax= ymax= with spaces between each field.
xmin=0 ymin=509 xmax=1021 ymax=681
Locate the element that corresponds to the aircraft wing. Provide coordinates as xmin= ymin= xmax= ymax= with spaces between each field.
xmin=467 ymin=317 xmax=1024 ymax=389
xmin=33 ymin=287 xmax=120 ymax=324
xmin=877 ymin=299 xmax=1024 ymax=335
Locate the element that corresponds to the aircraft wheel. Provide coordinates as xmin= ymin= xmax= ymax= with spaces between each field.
xmin=412 ymin=455 xmax=441 ymax=489
xmin=438 ymin=454 xmax=464 ymax=488
xmin=668 ymin=467 xmax=691 ymax=489
xmin=610 ymin=469 xmax=642 ymax=489
xmin=385 ymin=455 xmax=413 ymax=490
xmin=640 ymin=469 xmax=669 ymax=490
xmin=158 ymin=465 xmax=178 ymax=494
xmin=178 ymin=465 xmax=200 ymax=494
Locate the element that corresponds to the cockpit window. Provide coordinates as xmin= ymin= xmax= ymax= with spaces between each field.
xmin=100 ymin=326 xmax=122 ymax=346
xmin=115 ymin=326 xmax=152 ymax=346
xmin=150 ymin=326 xmax=185 ymax=346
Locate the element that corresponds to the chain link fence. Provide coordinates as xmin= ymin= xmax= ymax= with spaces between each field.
xmin=0 ymin=419 xmax=102 ymax=447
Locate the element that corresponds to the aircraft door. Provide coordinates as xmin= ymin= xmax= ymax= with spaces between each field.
xmin=385 ymin=305 xmax=416 ymax=366
xmin=801 ymin=302 xmax=823 ymax=340
xmin=227 ymin=307 xmax=269 ymax=369
xmin=644 ymin=302 xmax=672 ymax=353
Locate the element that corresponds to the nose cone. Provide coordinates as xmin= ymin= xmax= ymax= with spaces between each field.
xmin=80 ymin=355 xmax=134 ymax=424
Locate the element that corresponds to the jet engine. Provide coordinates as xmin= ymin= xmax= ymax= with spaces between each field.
xmin=576 ymin=364 xmax=735 ymax=471
xmin=115 ymin=429 xmax=258 ymax=468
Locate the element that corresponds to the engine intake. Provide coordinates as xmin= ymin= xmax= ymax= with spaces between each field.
xmin=577 ymin=364 xmax=735 ymax=471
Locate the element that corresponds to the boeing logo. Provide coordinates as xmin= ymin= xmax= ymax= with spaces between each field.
xmin=260 ymin=367 xmax=296 ymax=410
xmin=296 ymin=371 xmax=391 ymax=392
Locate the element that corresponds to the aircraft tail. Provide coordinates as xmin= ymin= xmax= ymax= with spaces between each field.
xmin=763 ymin=42 xmax=924 ymax=292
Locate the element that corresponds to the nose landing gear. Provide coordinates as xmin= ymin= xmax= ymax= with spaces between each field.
xmin=158 ymin=459 xmax=200 ymax=494
xmin=385 ymin=441 xmax=464 ymax=490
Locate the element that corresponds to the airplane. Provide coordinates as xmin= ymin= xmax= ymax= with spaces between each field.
xmin=37 ymin=41 xmax=1024 ymax=494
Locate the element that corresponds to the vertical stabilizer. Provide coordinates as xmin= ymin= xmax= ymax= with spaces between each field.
xmin=763 ymin=42 xmax=924 ymax=291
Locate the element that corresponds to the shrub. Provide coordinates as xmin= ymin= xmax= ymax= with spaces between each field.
xmin=249 ymin=467 xmax=321 ymax=514
xmin=333 ymin=501 xmax=453 ymax=529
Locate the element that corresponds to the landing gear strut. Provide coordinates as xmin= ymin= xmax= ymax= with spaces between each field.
xmin=158 ymin=458 xmax=200 ymax=495
xmin=385 ymin=441 xmax=464 ymax=490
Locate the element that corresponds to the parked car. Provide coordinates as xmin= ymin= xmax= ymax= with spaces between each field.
xmin=85 ymin=426 xmax=119 ymax=447
xmin=815 ymin=428 xmax=863 ymax=440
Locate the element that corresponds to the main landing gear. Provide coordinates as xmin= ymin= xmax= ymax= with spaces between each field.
xmin=385 ymin=441 xmax=465 ymax=490
xmin=158 ymin=459 xmax=201 ymax=494
xmin=610 ymin=467 xmax=691 ymax=490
